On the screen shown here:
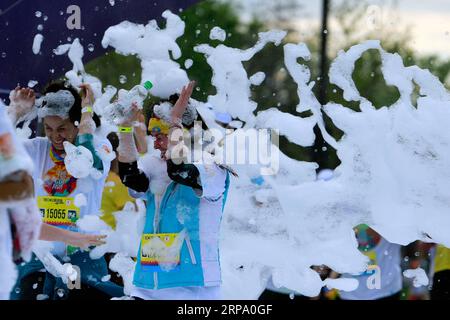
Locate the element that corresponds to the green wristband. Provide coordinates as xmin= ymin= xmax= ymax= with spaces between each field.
xmin=118 ymin=126 xmax=133 ymax=133
xmin=82 ymin=106 xmax=93 ymax=114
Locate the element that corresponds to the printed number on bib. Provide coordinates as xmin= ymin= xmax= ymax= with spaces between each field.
xmin=38 ymin=196 xmax=80 ymax=226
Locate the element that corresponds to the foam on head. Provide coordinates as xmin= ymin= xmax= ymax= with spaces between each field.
xmin=37 ymin=90 xmax=74 ymax=119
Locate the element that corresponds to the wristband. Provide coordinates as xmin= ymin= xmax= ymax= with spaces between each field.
xmin=118 ymin=126 xmax=133 ymax=133
xmin=82 ymin=106 xmax=93 ymax=114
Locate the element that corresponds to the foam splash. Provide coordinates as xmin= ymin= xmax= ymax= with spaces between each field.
xmin=32 ymin=241 xmax=78 ymax=285
xmin=194 ymin=30 xmax=287 ymax=127
xmin=102 ymin=10 xmax=189 ymax=99
xmin=63 ymin=141 xmax=102 ymax=179
xmin=141 ymin=229 xmax=186 ymax=272
xmin=403 ymin=268 xmax=429 ymax=287
xmin=10 ymin=10 xmax=450 ymax=299
xmin=36 ymin=90 xmax=74 ymax=119
xmin=221 ymin=40 xmax=450 ymax=298
xmin=32 ymin=34 xmax=44 ymax=55
xmin=54 ymin=39 xmax=102 ymax=98
xmin=76 ymin=199 xmax=146 ymax=260
xmin=209 ymin=26 xmax=226 ymax=42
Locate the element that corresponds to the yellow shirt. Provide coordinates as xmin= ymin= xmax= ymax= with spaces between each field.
xmin=100 ymin=171 xmax=135 ymax=229
xmin=434 ymin=245 xmax=450 ymax=274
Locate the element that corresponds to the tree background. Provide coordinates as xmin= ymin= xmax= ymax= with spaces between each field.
xmin=84 ymin=0 xmax=450 ymax=170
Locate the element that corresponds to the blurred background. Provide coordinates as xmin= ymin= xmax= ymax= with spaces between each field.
xmin=82 ymin=0 xmax=450 ymax=171
xmin=2 ymin=0 xmax=449 ymax=170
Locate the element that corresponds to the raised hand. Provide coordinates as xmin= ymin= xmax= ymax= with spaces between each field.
xmin=78 ymin=83 xmax=97 ymax=135
xmin=10 ymin=86 xmax=36 ymax=120
xmin=79 ymin=83 xmax=95 ymax=107
xmin=117 ymin=102 xmax=141 ymax=163
xmin=134 ymin=109 xmax=148 ymax=155
xmin=171 ymin=80 xmax=196 ymax=125
xmin=120 ymin=102 xmax=140 ymax=127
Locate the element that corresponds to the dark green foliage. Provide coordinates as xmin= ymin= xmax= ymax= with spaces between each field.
xmin=83 ymin=0 xmax=450 ymax=170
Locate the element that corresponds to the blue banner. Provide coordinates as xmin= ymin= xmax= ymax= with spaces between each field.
xmin=0 ymin=0 xmax=200 ymax=98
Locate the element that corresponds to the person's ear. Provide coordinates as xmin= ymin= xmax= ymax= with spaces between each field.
xmin=72 ymin=125 xmax=79 ymax=138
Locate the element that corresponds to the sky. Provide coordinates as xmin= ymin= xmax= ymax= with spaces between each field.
xmin=238 ymin=0 xmax=450 ymax=58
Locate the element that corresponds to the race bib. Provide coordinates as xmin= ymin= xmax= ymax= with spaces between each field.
xmin=140 ymin=233 xmax=182 ymax=272
xmin=37 ymin=196 xmax=80 ymax=227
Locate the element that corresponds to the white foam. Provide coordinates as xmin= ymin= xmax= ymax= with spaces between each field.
xmin=102 ymin=10 xmax=189 ymax=99
xmin=32 ymin=34 xmax=44 ymax=55
xmin=403 ymin=268 xmax=429 ymax=287
xmin=194 ymin=29 xmax=286 ymax=127
xmin=209 ymin=26 xmax=226 ymax=42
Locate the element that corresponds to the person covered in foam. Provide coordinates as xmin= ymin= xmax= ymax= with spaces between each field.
xmin=0 ymin=98 xmax=109 ymax=300
xmin=116 ymin=81 xmax=234 ymax=300
xmin=0 ymin=99 xmax=40 ymax=300
xmin=7 ymin=83 xmax=123 ymax=300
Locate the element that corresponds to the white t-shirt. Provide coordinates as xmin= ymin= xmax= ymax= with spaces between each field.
xmin=130 ymin=163 xmax=227 ymax=300
xmin=24 ymin=136 xmax=112 ymax=256
xmin=339 ymin=238 xmax=402 ymax=300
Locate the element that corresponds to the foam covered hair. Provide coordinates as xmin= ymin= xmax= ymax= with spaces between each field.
xmin=37 ymin=90 xmax=75 ymax=119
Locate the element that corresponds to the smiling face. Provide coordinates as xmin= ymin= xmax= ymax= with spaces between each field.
xmin=43 ymin=116 xmax=78 ymax=151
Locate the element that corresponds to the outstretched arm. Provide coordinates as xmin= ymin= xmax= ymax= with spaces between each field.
xmin=134 ymin=109 xmax=148 ymax=155
xmin=165 ymin=81 xmax=203 ymax=189
xmin=116 ymin=102 xmax=150 ymax=193
xmin=170 ymin=80 xmax=196 ymax=125
xmin=40 ymin=223 xmax=106 ymax=249
xmin=78 ymin=83 xmax=96 ymax=135
xmin=117 ymin=102 xmax=140 ymax=163
xmin=76 ymin=83 xmax=104 ymax=171
xmin=166 ymin=81 xmax=196 ymax=164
